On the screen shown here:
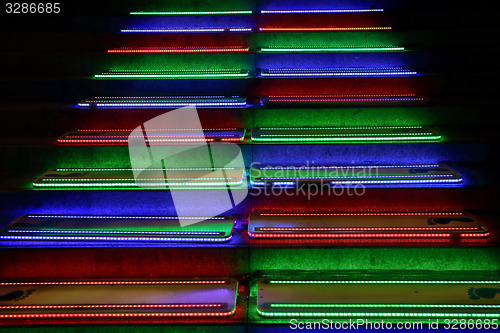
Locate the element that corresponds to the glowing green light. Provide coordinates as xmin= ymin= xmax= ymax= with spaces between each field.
xmin=269 ymin=280 xmax=499 ymax=284
xmin=259 ymin=46 xmax=405 ymax=53
xmin=252 ymin=135 xmax=441 ymax=142
xmin=95 ymin=69 xmax=249 ymax=79
xmin=257 ymin=309 xmax=500 ymax=318
xmin=130 ymin=10 xmax=253 ymax=15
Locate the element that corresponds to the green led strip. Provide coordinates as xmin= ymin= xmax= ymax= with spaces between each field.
xmin=271 ymin=304 xmax=500 ymax=309
xmin=95 ymin=69 xmax=249 ymax=79
xmin=260 ymin=133 xmax=433 ymax=137
xmin=33 ymin=182 xmax=242 ymax=187
xmin=130 ymin=10 xmax=252 ymax=15
xmin=260 ymin=126 xmax=423 ymax=130
xmin=252 ymin=136 xmax=441 ymax=142
xmin=41 ymin=178 xmax=234 ymax=182
xmin=260 ymin=46 xmax=405 ymax=53
xmin=269 ymin=280 xmax=499 ymax=284
xmin=257 ymin=309 xmax=500 ymax=318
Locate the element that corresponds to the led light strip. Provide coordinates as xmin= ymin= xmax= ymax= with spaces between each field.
xmin=0 ymin=308 xmax=237 ymax=318
xmin=270 ymin=304 xmax=500 ymax=309
xmin=8 ymin=230 xmax=225 ymax=236
xmin=259 ymin=27 xmax=392 ymax=32
xmin=262 ymin=175 xmax=453 ymax=180
xmin=248 ymin=232 xmax=454 ymax=238
xmin=257 ymin=309 xmax=499 ymax=318
xmin=330 ymin=179 xmax=462 ymax=184
xmin=260 ymin=69 xmax=416 ymax=77
xmin=55 ymin=167 xmax=236 ymax=171
xmin=95 ymin=70 xmax=250 ymax=79
xmin=26 ymin=215 xmax=225 ymax=219
xmin=1 ymin=304 xmax=223 ymax=310
xmin=78 ymin=102 xmax=247 ymax=107
xmin=260 ymin=133 xmax=433 ymax=137
xmin=75 ymin=128 xmax=238 ymax=131
xmin=33 ymin=181 xmax=243 ymax=187
xmin=260 ymin=125 xmax=422 ymax=130
xmin=264 ymin=98 xmax=424 ymax=103
xmin=269 ymin=94 xmax=417 ymax=98
xmin=0 ymin=235 xmax=233 ymax=242
xmin=259 ymin=212 xmax=464 ymax=216
xmin=260 ymin=9 xmax=384 ymax=14
xmin=130 ymin=10 xmax=252 ymax=15
xmin=260 ymin=46 xmax=404 ymax=53
xmin=0 ymin=281 xmax=227 ymax=286
xmin=58 ymin=139 xmax=217 ymax=143
xmin=41 ymin=177 xmax=235 ymax=181
xmin=257 ymin=227 xmax=479 ymax=232
xmin=108 ymin=46 xmax=250 ymax=54
xmin=122 ymin=28 xmax=252 ymax=33
xmin=253 ymin=136 xmax=440 ymax=142
xmin=268 ymin=280 xmax=499 ymax=284
xmin=260 ymin=164 xmax=440 ymax=170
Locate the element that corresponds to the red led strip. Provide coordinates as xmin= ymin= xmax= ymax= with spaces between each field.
xmin=108 ymin=47 xmax=249 ymax=54
xmin=0 ymin=309 xmax=236 ymax=319
xmin=258 ymin=227 xmax=480 ymax=231
xmin=0 ymin=281 xmax=227 ymax=286
xmin=248 ymin=232 xmax=453 ymax=238
xmin=0 ymin=304 xmax=222 ymax=310
xmin=58 ymin=139 xmax=216 ymax=143
xmin=259 ymin=212 xmax=464 ymax=216
xmin=268 ymin=94 xmax=417 ymax=98
xmin=461 ymin=233 xmax=490 ymax=238
xmin=76 ymin=128 xmax=238 ymax=132
xmin=268 ymin=98 xmax=424 ymax=102
xmin=259 ymin=27 xmax=392 ymax=32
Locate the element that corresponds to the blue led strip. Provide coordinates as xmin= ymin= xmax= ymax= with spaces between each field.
xmin=260 ymin=9 xmax=384 ymax=14
xmin=121 ymin=28 xmax=253 ymax=33
xmin=78 ymin=96 xmax=248 ymax=108
xmin=261 ymin=68 xmax=417 ymax=78
xmin=8 ymin=230 xmax=224 ymax=236
xmin=0 ymin=235 xmax=232 ymax=243
xmin=330 ymin=179 xmax=462 ymax=185
xmin=263 ymin=175 xmax=454 ymax=180
xmin=260 ymin=165 xmax=440 ymax=170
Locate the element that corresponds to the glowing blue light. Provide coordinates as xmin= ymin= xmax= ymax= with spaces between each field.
xmin=0 ymin=235 xmax=232 ymax=243
xmin=8 ymin=230 xmax=223 ymax=236
xmin=121 ymin=28 xmax=253 ymax=33
xmin=330 ymin=179 xmax=463 ymax=185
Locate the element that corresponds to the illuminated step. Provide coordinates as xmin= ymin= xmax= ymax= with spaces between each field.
xmin=77 ymin=96 xmax=248 ymax=108
xmin=108 ymin=46 xmax=250 ymax=54
xmin=130 ymin=10 xmax=253 ymax=15
xmin=248 ymin=211 xmax=488 ymax=239
xmin=33 ymin=167 xmax=246 ymax=190
xmin=260 ymin=94 xmax=425 ymax=106
xmin=251 ymin=126 xmax=439 ymax=143
xmin=258 ymin=46 xmax=405 ymax=53
xmin=260 ymin=8 xmax=384 ymax=14
xmin=259 ymin=26 xmax=391 ymax=32
xmin=257 ymin=279 xmax=500 ymax=318
xmin=0 ymin=215 xmax=235 ymax=244
xmin=58 ymin=128 xmax=246 ymax=145
xmin=95 ymin=69 xmax=250 ymax=79
xmin=249 ymin=164 xmax=463 ymax=187
xmin=259 ymin=67 xmax=416 ymax=78
xmin=0 ymin=279 xmax=237 ymax=320
xmin=122 ymin=27 xmax=253 ymax=33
